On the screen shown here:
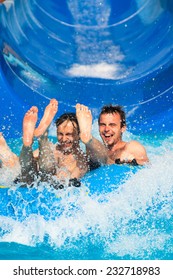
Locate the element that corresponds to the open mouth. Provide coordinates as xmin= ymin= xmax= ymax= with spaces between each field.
xmin=64 ymin=143 xmax=71 ymax=147
xmin=103 ymin=134 xmax=113 ymax=141
xmin=61 ymin=142 xmax=72 ymax=149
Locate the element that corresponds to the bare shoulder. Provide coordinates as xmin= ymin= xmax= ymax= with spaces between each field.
xmin=126 ymin=140 xmax=149 ymax=164
xmin=127 ymin=140 xmax=146 ymax=150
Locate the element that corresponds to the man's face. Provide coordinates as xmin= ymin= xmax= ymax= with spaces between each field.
xmin=99 ymin=113 xmax=126 ymax=147
xmin=57 ymin=120 xmax=79 ymax=152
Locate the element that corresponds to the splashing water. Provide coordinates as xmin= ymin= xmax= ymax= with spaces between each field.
xmin=0 ymin=131 xmax=173 ymax=260
xmin=0 ymin=0 xmax=173 ymax=261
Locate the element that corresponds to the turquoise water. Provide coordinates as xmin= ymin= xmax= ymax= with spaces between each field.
xmin=0 ymin=131 xmax=173 ymax=260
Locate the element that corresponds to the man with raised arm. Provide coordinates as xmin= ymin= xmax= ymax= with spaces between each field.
xmin=76 ymin=103 xmax=149 ymax=166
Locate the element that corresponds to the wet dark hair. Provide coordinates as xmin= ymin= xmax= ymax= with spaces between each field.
xmin=98 ymin=105 xmax=126 ymax=127
xmin=55 ymin=113 xmax=80 ymax=134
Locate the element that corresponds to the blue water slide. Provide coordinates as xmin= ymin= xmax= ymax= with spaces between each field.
xmin=0 ymin=0 xmax=173 ymax=138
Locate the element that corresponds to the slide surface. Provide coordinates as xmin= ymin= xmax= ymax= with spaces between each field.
xmin=0 ymin=0 xmax=173 ymax=137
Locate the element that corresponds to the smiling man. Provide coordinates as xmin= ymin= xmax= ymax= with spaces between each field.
xmin=53 ymin=113 xmax=89 ymax=181
xmin=76 ymin=103 xmax=149 ymax=166
xmin=19 ymin=99 xmax=89 ymax=186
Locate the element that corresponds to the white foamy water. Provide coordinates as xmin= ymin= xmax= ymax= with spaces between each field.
xmin=66 ymin=0 xmax=132 ymax=80
xmin=67 ymin=62 xmax=131 ymax=80
xmin=0 ymin=132 xmax=173 ymax=259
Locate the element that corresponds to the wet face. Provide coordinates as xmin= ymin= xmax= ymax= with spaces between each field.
xmin=57 ymin=120 xmax=79 ymax=152
xmin=99 ymin=113 xmax=126 ymax=148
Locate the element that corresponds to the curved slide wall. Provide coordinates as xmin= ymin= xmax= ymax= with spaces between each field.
xmin=0 ymin=0 xmax=173 ymax=138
